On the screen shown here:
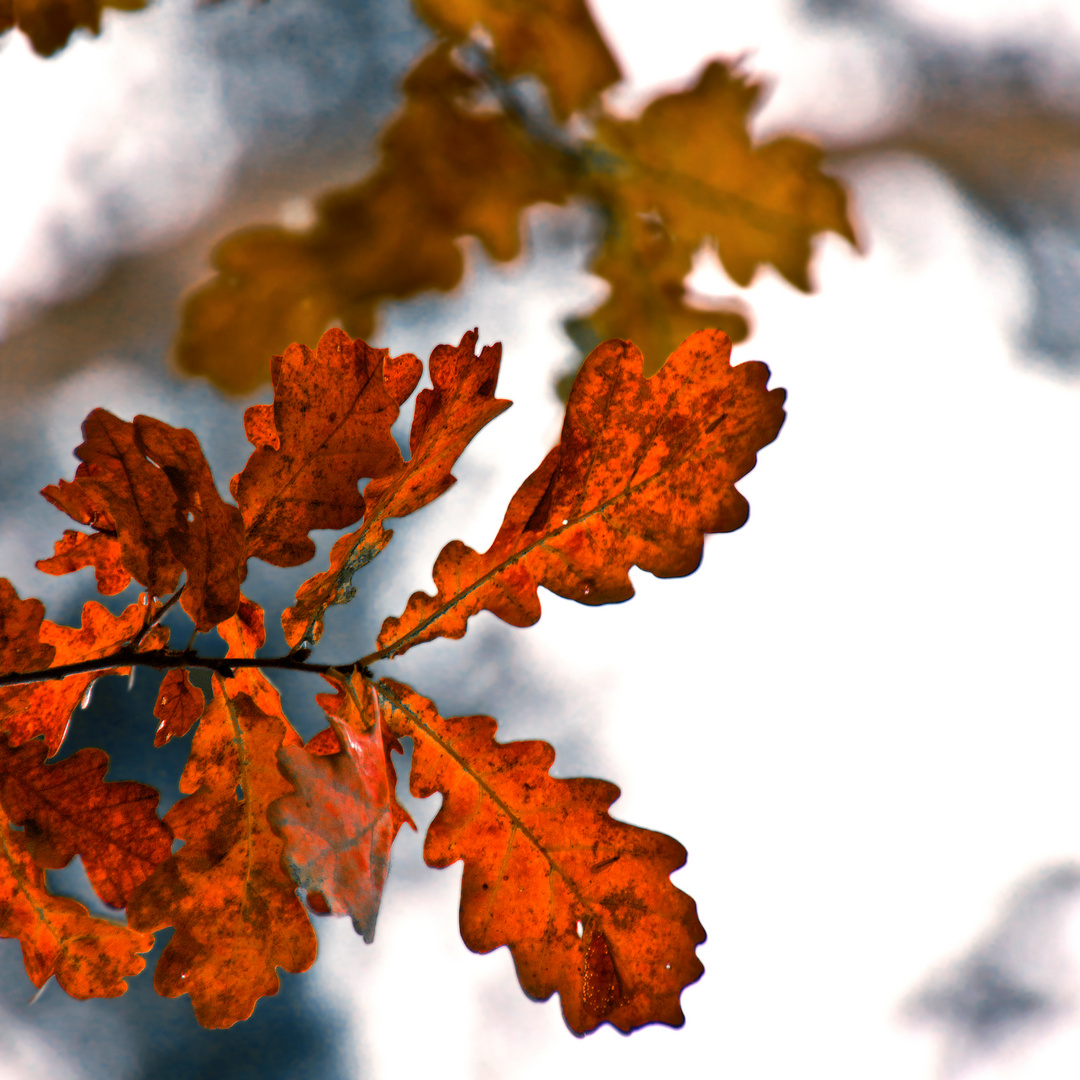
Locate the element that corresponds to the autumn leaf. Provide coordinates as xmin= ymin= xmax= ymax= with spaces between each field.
xmin=125 ymin=678 xmax=316 ymax=1028
xmin=0 ymin=801 xmax=152 ymax=999
xmin=133 ymin=416 xmax=245 ymax=630
xmin=0 ymin=579 xmax=56 ymax=677
xmin=0 ymin=738 xmax=172 ymax=908
xmin=153 ymin=669 xmax=205 ymax=748
xmin=175 ymin=43 xmax=576 ymax=392
xmin=269 ymin=669 xmax=414 ymax=941
xmin=283 ymin=329 xmax=510 ymax=647
xmin=231 ymin=329 xmax=407 ymax=568
xmin=378 ymin=679 xmax=705 ymax=1034
xmin=0 ymin=0 xmax=145 ymax=58
xmin=0 ymin=598 xmax=166 ymax=755
xmin=37 ymin=529 xmax=131 ymax=596
xmin=376 ymin=329 xmax=785 ymax=658
xmin=414 ymin=0 xmax=621 ymax=118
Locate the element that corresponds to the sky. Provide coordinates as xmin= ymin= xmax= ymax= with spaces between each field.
xmin=2 ymin=1 xmax=1080 ymax=1079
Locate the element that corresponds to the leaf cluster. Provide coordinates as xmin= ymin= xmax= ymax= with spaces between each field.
xmin=0 ymin=325 xmax=784 ymax=1033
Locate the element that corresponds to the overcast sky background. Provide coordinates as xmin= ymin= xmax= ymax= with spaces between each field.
xmin=2 ymin=1 xmax=1080 ymax=1078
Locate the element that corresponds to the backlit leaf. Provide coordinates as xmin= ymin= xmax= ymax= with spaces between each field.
xmin=153 ymin=669 xmax=205 ymax=749
xmin=0 ymin=738 xmax=172 ymax=908
xmin=377 ymin=329 xmax=785 ymax=657
xmin=37 ymin=529 xmax=131 ymax=596
xmin=231 ymin=329 xmax=406 ymax=568
xmin=379 ymin=679 xmax=705 ymax=1034
xmin=283 ymin=329 xmax=510 ymax=647
xmin=0 ymin=579 xmax=56 ymax=677
xmin=269 ymin=669 xmax=414 ymax=942
xmin=0 ymin=802 xmax=152 ymax=999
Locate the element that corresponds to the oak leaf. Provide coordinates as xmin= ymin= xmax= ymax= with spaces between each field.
xmin=37 ymin=529 xmax=131 ymax=596
xmin=0 ymin=598 xmax=166 ymax=755
xmin=231 ymin=329 xmax=407 ymax=567
xmin=175 ymin=44 xmax=576 ymax=392
xmin=414 ymin=0 xmax=621 ymax=118
xmin=0 ymin=801 xmax=153 ymax=999
xmin=283 ymin=329 xmax=510 ymax=647
xmin=0 ymin=738 xmax=172 ymax=907
xmin=0 ymin=579 xmax=56 ymax=677
xmin=269 ymin=670 xmax=414 ymax=941
xmin=378 ymin=679 xmax=705 ymax=1034
xmin=0 ymin=0 xmax=145 ymax=57
xmin=377 ymin=329 xmax=784 ymax=658
xmin=125 ymin=678 xmax=316 ymax=1028
xmin=153 ymin=669 xmax=205 ymax=748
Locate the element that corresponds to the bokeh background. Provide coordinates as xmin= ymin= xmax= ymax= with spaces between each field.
xmin=2 ymin=0 xmax=1080 ymax=1077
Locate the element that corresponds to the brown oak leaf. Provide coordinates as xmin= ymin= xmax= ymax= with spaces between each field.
xmin=378 ymin=679 xmax=705 ymax=1034
xmin=153 ymin=669 xmax=205 ymax=748
xmin=0 ymin=0 xmax=146 ymax=57
xmin=376 ymin=330 xmax=785 ymax=658
xmin=0 ymin=738 xmax=172 ymax=907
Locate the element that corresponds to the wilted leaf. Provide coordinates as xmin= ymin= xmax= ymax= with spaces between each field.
xmin=133 ymin=416 xmax=245 ymax=630
xmin=0 ymin=801 xmax=152 ymax=999
xmin=37 ymin=529 xmax=131 ymax=596
xmin=231 ymin=329 xmax=406 ymax=568
xmin=0 ymin=0 xmax=145 ymax=58
xmin=126 ymin=679 xmax=316 ymax=1028
xmin=283 ymin=329 xmax=510 ymax=647
xmin=0 ymin=738 xmax=172 ymax=908
xmin=377 ymin=330 xmax=785 ymax=658
xmin=414 ymin=0 xmax=621 ymax=117
xmin=176 ymin=44 xmax=575 ymax=392
xmin=379 ymin=679 xmax=705 ymax=1034
xmin=269 ymin=669 xmax=414 ymax=941
xmin=153 ymin=669 xmax=205 ymax=748
xmin=0 ymin=599 xmax=165 ymax=755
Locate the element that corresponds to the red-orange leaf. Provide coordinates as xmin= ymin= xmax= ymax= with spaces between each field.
xmin=270 ymin=670 xmax=414 ymax=941
xmin=0 ymin=739 xmax=172 ymax=908
xmin=231 ymin=328 xmax=407 ymax=568
xmin=284 ymin=329 xmax=510 ymax=647
xmin=377 ymin=330 xmax=785 ymax=657
xmin=36 ymin=529 xmax=131 ymax=595
xmin=125 ymin=677 xmax=316 ymax=1028
xmin=69 ymin=409 xmax=184 ymax=598
xmin=133 ymin=417 xmax=245 ymax=630
xmin=0 ymin=579 xmax=55 ymax=676
xmin=0 ymin=598 xmax=166 ymax=754
xmin=153 ymin=669 xmax=205 ymax=748
xmin=0 ymin=802 xmax=152 ymax=999
xmin=378 ymin=679 xmax=705 ymax=1035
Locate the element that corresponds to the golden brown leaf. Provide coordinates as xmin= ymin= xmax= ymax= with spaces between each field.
xmin=153 ymin=669 xmax=205 ymax=748
xmin=0 ymin=801 xmax=152 ymax=999
xmin=269 ymin=670 xmax=414 ymax=941
xmin=0 ymin=739 xmax=172 ymax=908
xmin=132 ymin=416 xmax=245 ymax=630
xmin=283 ymin=329 xmax=510 ymax=647
xmin=176 ymin=44 xmax=575 ymax=392
xmin=231 ymin=329 xmax=406 ymax=568
xmin=0 ymin=0 xmax=145 ymax=58
xmin=36 ymin=529 xmax=131 ymax=596
xmin=125 ymin=679 xmax=316 ymax=1028
xmin=376 ymin=330 xmax=784 ymax=658
xmin=378 ymin=679 xmax=705 ymax=1034
xmin=414 ymin=0 xmax=621 ymax=118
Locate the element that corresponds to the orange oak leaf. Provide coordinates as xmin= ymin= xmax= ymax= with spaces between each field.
xmin=230 ymin=329 xmax=407 ymax=568
xmin=378 ymin=679 xmax=705 ymax=1034
xmin=376 ymin=330 xmax=785 ymax=658
xmin=0 ymin=579 xmax=56 ymax=676
xmin=68 ymin=408 xmax=185 ymax=598
xmin=125 ymin=678 xmax=315 ymax=1028
xmin=133 ymin=417 xmax=245 ymax=630
xmin=413 ymin=0 xmax=621 ymax=118
xmin=0 ymin=599 xmax=168 ymax=755
xmin=0 ymin=0 xmax=146 ymax=58
xmin=0 ymin=739 xmax=172 ymax=908
xmin=269 ymin=670 xmax=414 ymax=941
xmin=37 ymin=529 xmax=131 ymax=595
xmin=0 ymin=799 xmax=153 ymax=998
xmin=153 ymin=669 xmax=205 ymax=748
xmin=283 ymin=329 xmax=510 ymax=647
